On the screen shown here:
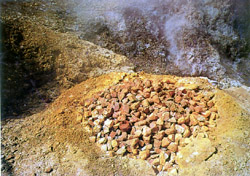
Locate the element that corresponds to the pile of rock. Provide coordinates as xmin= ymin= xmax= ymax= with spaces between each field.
xmin=80 ymin=78 xmax=218 ymax=173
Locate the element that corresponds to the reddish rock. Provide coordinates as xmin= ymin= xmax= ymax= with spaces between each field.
xmin=155 ymin=148 xmax=162 ymax=154
xmin=143 ymin=135 xmax=151 ymax=144
xmin=143 ymin=126 xmax=152 ymax=137
xmin=119 ymin=121 xmax=131 ymax=132
xmin=169 ymin=91 xmax=175 ymax=97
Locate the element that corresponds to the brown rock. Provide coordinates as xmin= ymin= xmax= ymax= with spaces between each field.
xmin=175 ymin=96 xmax=182 ymax=103
xmin=144 ymin=80 xmax=152 ymax=88
xmin=143 ymin=135 xmax=151 ymax=144
xmin=131 ymin=138 xmax=139 ymax=147
xmin=194 ymin=106 xmax=203 ymax=113
xmin=131 ymin=102 xmax=140 ymax=110
xmin=202 ymin=111 xmax=211 ymax=118
xmin=150 ymin=121 xmax=159 ymax=133
xmin=119 ymin=121 xmax=131 ymax=132
xmin=162 ymin=137 xmax=171 ymax=147
xmin=134 ymin=111 xmax=141 ymax=117
xmin=118 ymin=114 xmax=127 ymax=122
xmin=135 ymin=120 xmax=147 ymax=126
xmin=152 ymin=158 xmax=160 ymax=166
xmin=152 ymin=95 xmax=160 ymax=104
xmin=190 ymin=114 xmax=198 ymax=126
xmin=148 ymin=113 xmax=158 ymax=121
xmin=168 ymin=143 xmax=178 ymax=152
xmin=183 ymin=128 xmax=191 ymax=138
xmin=141 ymin=99 xmax=150 ymax=107
xmin=154 ymin=139 xmax=161 ymax=148
xmin=165 ymin=128 xmax=176 ymax=135
xmin=156 ymin=117 xmax=164 ymax=126
xmin=130 ymin=116 xmax=140 ymax=123
xmin=153 ymin=131 xmax=165 ymax=140
xmin=139 ymin=150 xmax=150 ymax=160
xmin=168 ymin=134 xmax=175 ymax=142
xmin=143 ymin=126 xmax=152 ymax=136
xmin=110 ymin=131 xmax=116 ymax=139
xmin=177 ymin=116 xmax=185 ymax=124
xmin=121 ymin=104 xmax=130 ymax=114
xmin=162 ymin=112 xmax=170 ymax=121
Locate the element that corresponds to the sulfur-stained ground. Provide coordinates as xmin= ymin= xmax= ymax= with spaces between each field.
xmin=2 ymin=72 xmax=250 ymax=176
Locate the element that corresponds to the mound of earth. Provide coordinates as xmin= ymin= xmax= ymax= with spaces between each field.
xmin=2 ymin=72 xmax=250 ymax=176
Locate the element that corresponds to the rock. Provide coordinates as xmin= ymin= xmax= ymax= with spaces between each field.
xmin=168 ymin=134 xmax=175 ymax=142
xmin=110 ymin=131 xmax=116 ymax=138
xmin=175 ymin=134 xmax=182 ymax=143
xmin=104 ymin=119 xmax=114 ymax=128
xmin=111 ymin=140 xmax=118 ymax=148
xmin=154 ymin=139 xmax=161 ymax=148
xmin=144 ymin=80 xmax=152 ymax=88
xmin=121 ymin=104 xmax=130 ymax=114
xmin=152 ymin=158 xmax=160 ymax=166
xmin=175 ymin=96 xmax=182 ymax=103
xmin=149 ymin=121 xmax=158 ymax=133
xmin=98 ymin=138 xmax=107 ymax=144
xmin=116 ymin=146 xmax=126 ymax=155
xmin=168 ymin=168 xmax=178 ymax=176
xmin=183 ymin=128 xmax=191 ymax=138
xmin=175 ymin=125 xmax=185 ymax=134
xmin=190 ymin=114 xmax=198 ymax=126
xmin=197 ymin=115 xmax=206 ymax=122
xmin=131 ymin=102 xmax=140 ymax=110
xmin=119 ymin=121 xmax=131 ymax=132
xmin=194 ymin=106 xmax=203 ymax=113
xmin=141 ymin=99 xmax=150 ymax=107
xmin=156 ymin=117 xmax=164 ymax=126
xmin=89 ymin=136 xmax=96 ymax=143
xmin=168 ymin=143 xmax=178 ymax=152
xmin=45 ymin=167 xmax=53 ymax=173
xmin=143 ymin=135 xmax=151 ymax=144
xmin=177 ymin=117 xmax=185 ymax=124
xmin=160 ymin=151 xmax=169 ymax=165
xmin=128 ymin=94 xmax=137 ymax=102
xmin=165 ymin=128 xmax=176 ymax=135
xmin=134 ymin=130 xmax=142 ymax=138
xmin=101 ymin=144 xmax=108 ymax=151
xmin=152 ymin=95 xmax=160 ymax=104
xmin=118 ymin=92 xmax=126 ymax=101
xmin=153 ymin=131 xmax=165 ymax=140
xmin=139 ymin=150 xmax=150 ymax=160
xmin=148 ymin=113 xmax=158 ymax=121
xmin=118 ymin=114 xmax=127 ymax=122
xmin=168 ymin=117 xmax=176 ymax=123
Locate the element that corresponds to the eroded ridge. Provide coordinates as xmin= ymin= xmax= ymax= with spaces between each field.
xmin=79 ymin=77 xmax=218 ymax=173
